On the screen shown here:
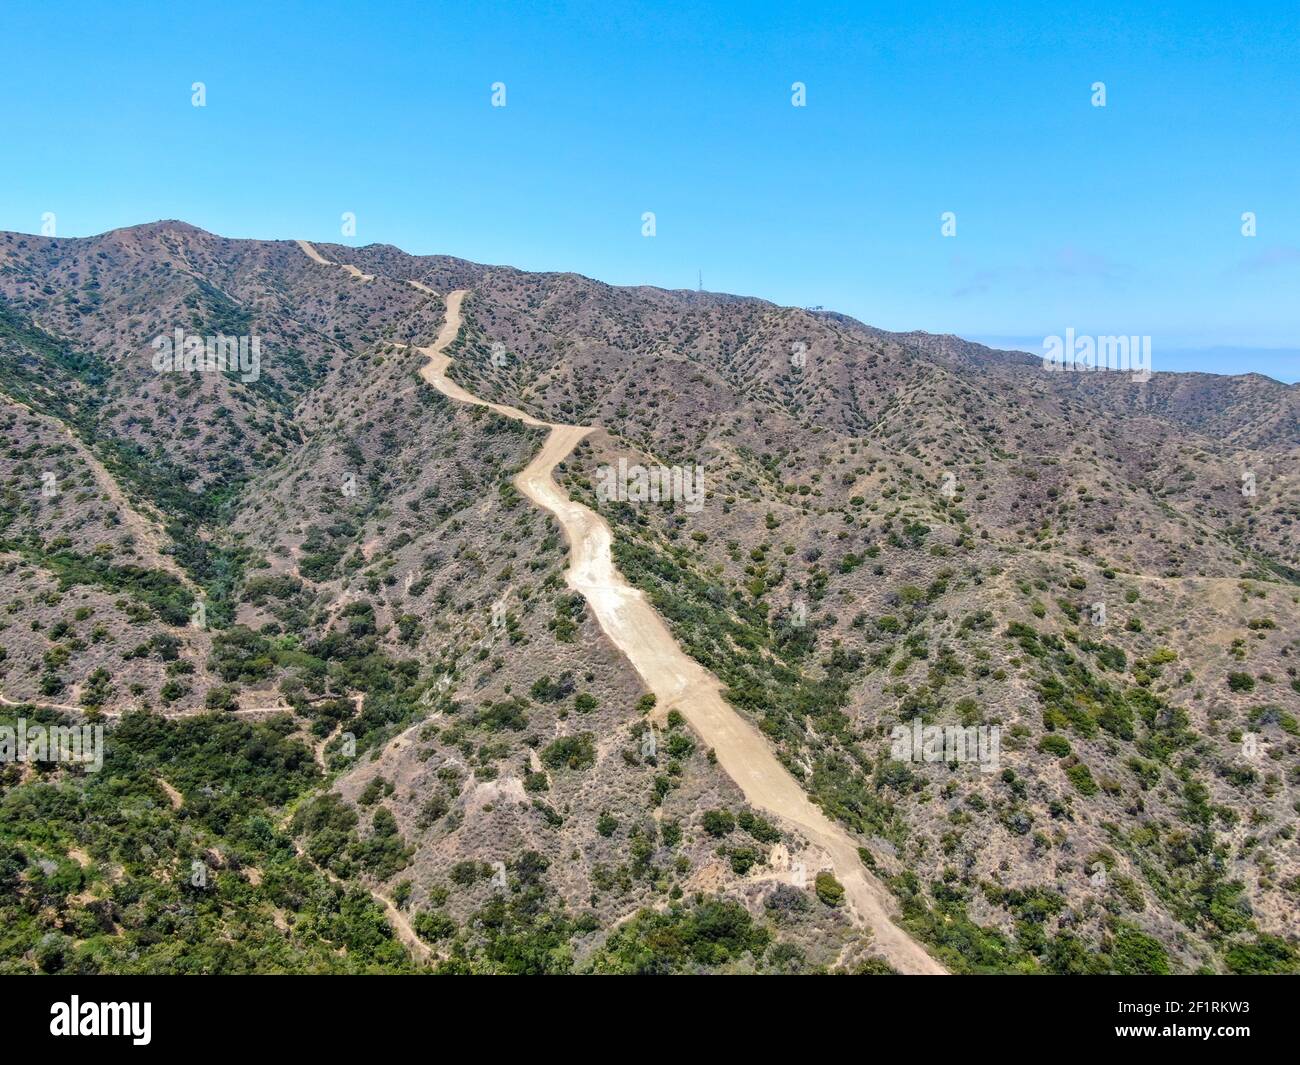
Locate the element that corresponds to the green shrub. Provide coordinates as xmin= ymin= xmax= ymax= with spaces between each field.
xmin=1227 ymin=672 xmax=1256 ymax=693
xmin=1038 ymin=734 xmax=1071 ymax=758
xmin=1110 ymin=924 xmax=1170 ymax=975
xmin=540 ymin=732 xmax=595 ymax=771
xmin=702 ymin=809 xmax=736 ymax=837
xmin=815 ymin=871 xmax=845 ymax=907
xmin=1066 ymin=761 xmax=1098 ymax=796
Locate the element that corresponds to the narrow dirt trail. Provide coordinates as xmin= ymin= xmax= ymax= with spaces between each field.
xmin=294 ymin=239 xmax=373 ymax=281
xmin=0 ymin=691 xmax=84 ymax=714
xmin=0 ymin=689 xmax=306 ymax=720
xmin=1 ymin=395 xmax=193 ymax=589
xmin=300 ymin=242 xmax=947 ymax=974
xmin=290 ymin=839 xmax=431 ymax=963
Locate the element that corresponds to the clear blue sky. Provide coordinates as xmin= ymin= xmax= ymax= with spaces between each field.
xmin=2 ymin=0 xmax=1296 ymax=381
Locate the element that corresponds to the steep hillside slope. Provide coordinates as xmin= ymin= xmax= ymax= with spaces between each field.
xmin=0 ymin=222 xmax=1295 ymax=975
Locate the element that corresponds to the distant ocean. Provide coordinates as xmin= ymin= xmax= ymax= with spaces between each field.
xmin=971 ymin=338 xmax=1299 ymax=384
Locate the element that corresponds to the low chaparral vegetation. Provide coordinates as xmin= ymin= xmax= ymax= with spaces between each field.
xmin=0 ymin=222 xmax=1296 ymax=975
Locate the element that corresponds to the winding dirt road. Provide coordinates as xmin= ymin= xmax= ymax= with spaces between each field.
xmin=418 ymin=295 xmax=946 ymax=975
xmin=300 ymin=241 xmax=946 ymax=974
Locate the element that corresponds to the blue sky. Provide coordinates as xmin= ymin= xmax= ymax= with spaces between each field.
xmin=2 ymin=0 xmax=1296 ymax=381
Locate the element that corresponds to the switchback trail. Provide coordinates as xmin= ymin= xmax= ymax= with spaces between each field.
xmin=299 ymin=241 xmax=947 ymax=974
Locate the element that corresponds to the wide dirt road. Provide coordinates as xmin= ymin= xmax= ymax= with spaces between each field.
xmin=414 ymin=288 xmax=947 ymax=975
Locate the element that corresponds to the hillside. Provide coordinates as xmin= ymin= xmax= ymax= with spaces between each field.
xmin=0 ymin=221 xmax=1296 ymax=975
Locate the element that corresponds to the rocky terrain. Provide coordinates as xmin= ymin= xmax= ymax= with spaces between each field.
xmin=0 ymin=221 xmax=1295 ymax=975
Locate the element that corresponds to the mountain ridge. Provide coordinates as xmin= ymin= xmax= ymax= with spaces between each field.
xmin=0 ymin=219 xmax=1296 ymax=976
xmin=19 ymin=220 xmax=1296 ymax=389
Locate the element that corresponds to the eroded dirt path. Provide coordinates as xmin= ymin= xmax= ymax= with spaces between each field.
xmin=295 ymin=239 xmax=373 ymax=281
xmin=300 ymin=242 xmax=947 ymax=974
xmin=1 ymin=395 xmax=193 ymax=589
xmin=417 ymin=295 xmax=947 ymax=975
xmin=0 ymin=691 xmax=83 ymax=714
xmin=290 ymin=839 xmax=431 ymax=964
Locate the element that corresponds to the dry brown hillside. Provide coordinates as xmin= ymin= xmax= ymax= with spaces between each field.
xmin=0 ymin=221 xmax=1295 ymax=975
